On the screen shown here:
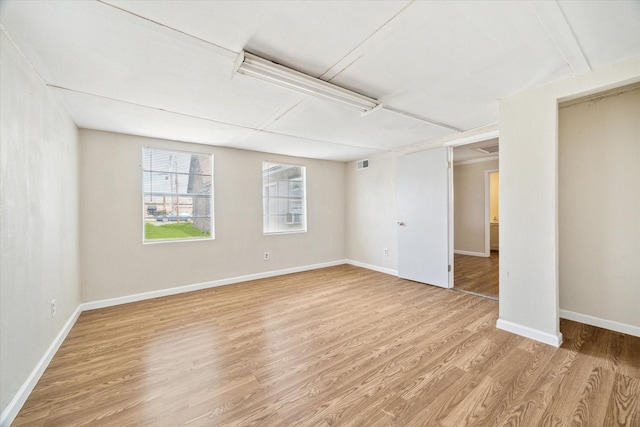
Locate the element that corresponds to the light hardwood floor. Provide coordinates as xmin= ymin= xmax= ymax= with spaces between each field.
xmin=454 ymin=252 xmax=499 ymax=299
xmin=14 ymin=265 xmax=639 ymax=426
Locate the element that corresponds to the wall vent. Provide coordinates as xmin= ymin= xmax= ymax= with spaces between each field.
xmin=476 ymin=144 xmax=499 ymax=154
xmin=356 ymin=159 xmax=369 ymax=170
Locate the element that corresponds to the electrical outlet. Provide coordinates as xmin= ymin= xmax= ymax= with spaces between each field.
xmin=51 ymin=300 xmax=56 ymax=318
xmin=264 ymin=252 xmax=270 ymax=261
xmin=384 ymin=248 xmax=389 ymax=256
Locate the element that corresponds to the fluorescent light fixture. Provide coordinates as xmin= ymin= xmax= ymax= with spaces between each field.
xmin=233 ymin=51 xmax=381 ymax=114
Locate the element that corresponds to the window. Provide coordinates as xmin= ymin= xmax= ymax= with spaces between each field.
xmin=263 ymin=162 xmax=306 ymax=234
xmin=143 ymin=148 xmax=213 ymax=242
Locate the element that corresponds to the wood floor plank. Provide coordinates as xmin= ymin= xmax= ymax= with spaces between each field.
xmin=12 ymin=265 xmax=640 ymax=426
xmin=603 ymin=373 xmax=640 ymax=427
xmin=454 ymin=251 xmax=499 ymax=298
xmin=379 ymin=365 xmax=470 ymax=426
xmin=570 ymin=367 xmax=616 ymax=427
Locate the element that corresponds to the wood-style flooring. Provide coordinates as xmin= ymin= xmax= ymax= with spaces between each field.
xmin=14 ymin=265 xmax=640 ymax=426
xmin=454 ymin=251 xmax=499 ymax=299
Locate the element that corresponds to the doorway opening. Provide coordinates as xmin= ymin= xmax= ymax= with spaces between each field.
xmin=451 ymin=139 xmax=499 ymax=300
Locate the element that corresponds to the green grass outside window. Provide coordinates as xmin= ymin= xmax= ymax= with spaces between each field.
xmin=145 ymin=222 xmax=211 ymax=241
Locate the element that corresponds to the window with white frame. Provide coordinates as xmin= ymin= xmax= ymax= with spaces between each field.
xmin=263 ymin=162 xmax=306 ymax=234
xmin=143 ymin=148 xmax=213 ymax=242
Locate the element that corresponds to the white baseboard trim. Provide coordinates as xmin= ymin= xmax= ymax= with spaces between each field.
xmin=560 ymin=309 xmax=640 ymax=338
xmin=496 ymin=318 xmax=563 ymax=347
xmin=0 ymin=305 xmax=82 ymax=427
xmin=82 ymin=260 xmax=347 ymax=311
xmin=346 ymin=259 xmax=398 ymax=276
xmin=454 ymin=250 xmax=488 ymax=257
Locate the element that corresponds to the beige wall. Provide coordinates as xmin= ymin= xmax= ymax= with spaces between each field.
xmin=79 ymin=130 xmax=346 ymax=302
xmin=1 ymin=31 xmax=81 ymax=417
xmin=559 ymin=85 xmax=640 ymax=329
xmin=453 ymin=160 xmax=499 ymax=254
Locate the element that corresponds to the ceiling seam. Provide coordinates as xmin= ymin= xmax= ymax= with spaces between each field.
xmin=253 ymin=100 xmax=305 ymax=132
xmin=383 ymin=107 xmax=464 ymax=133
xmin=527 ymin=0 xmax=591 ymax=75
xmin=312 ymin=0 xmax=463 ymax=134
xmin=46 ymin=84 xmax=388 ymax=153
xmin=1 ymin=25 xmax=50 ymax=98
xmin=97 ymin=0 xmax=238 ymax=59
xmin=323 ymin=55 xmax=365 ymax=85
xmin=318 ymin=0 xmax=415 ymax=81
xmin=553 ymin=2 xmax=591 ymax=72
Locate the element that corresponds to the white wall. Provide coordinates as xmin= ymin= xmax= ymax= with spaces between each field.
xmin=453 ymin=160 xmax=499 ymax=254
xmin=344 ymin=126 xmax=499 ymax=273
xmin=558 ymin=85 xmax=639 ymax=334
xmin=498 ymin=56 xmax=640 ymax=346
xmin=79 ymin=130 xmax=346 ymax=302
xmin=0 ymin=31 xmax=81 ymax=420
xmin=345 ymin=152 xmax=398 ymax=274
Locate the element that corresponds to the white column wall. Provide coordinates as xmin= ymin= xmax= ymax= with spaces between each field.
xmin=497 ymin=56 xmax=640 ymax=345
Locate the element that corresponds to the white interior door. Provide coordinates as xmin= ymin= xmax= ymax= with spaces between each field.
xmin=397 ymin=147 xmax=451 ymax=288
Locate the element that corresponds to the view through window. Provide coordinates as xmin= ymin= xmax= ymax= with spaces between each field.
xmin=143 ymin=148 xmax=213 ymax=242
xmin=263 ymin=162 xmax=306 ymax=234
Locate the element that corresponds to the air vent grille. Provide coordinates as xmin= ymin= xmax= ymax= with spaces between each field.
xmin=357 ymin=159 xmax=369 ymax=170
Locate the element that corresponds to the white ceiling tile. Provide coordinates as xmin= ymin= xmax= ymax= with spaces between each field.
xmin=52 ymin=88 xmax=255 ymax=147
xmin=263 ymin=97 xmax=456 ymax=151
xmin=228 ymin=131 xmax=379 ymax=162
xmin=52 ymin=87 xmax=381 ymax=162
xmin=558 ymin=1 xmax=640 ymax=69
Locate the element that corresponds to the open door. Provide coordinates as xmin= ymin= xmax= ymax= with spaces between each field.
xmin=397 ymin=147 xmax=451 ymax=288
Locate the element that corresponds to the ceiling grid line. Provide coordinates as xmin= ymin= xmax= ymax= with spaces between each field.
xmin=98 ymin=0 xmax=238 ymax=60
xmin=310 ymin=0 xmax=463 ymax=133
xmin=383 ymin=107 xmax=464 ymax=133
xmin=318 ymin=0 xmax=416 ymax=81
xmin=527 ymin=0 xmax=591 ymax=75
xmin=254 ymin=100 xmax=306 ymax=132
xmin=1 ymin=24 xmax=50 ymax=95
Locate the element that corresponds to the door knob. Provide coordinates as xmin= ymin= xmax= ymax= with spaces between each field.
xmin=397 ymin=221 xmax=405 ymax=226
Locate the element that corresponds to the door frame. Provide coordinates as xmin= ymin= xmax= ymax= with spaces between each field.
xmin=445 ymin=129 xmax=500 ymax=287
xmin=485 ymin=169 xmax=499 ymax=257
xmin=447 ymin=147 xmax=454 ymax=287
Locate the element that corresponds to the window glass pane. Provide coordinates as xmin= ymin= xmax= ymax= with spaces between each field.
xmin=143 ymin=148 xmax=214 ymax=242
xmin=263 ymin=162 xmax=306 ymax=234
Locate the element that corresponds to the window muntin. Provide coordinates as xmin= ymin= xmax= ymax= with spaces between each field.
xmin=263 ymin=162 xmax=306 ymax=234
xmin=143 ymin=148 xmax=213 ymax=242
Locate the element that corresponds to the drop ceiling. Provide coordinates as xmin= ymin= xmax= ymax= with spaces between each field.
xmin=2 ymin=1 xmax=639 ymax=161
